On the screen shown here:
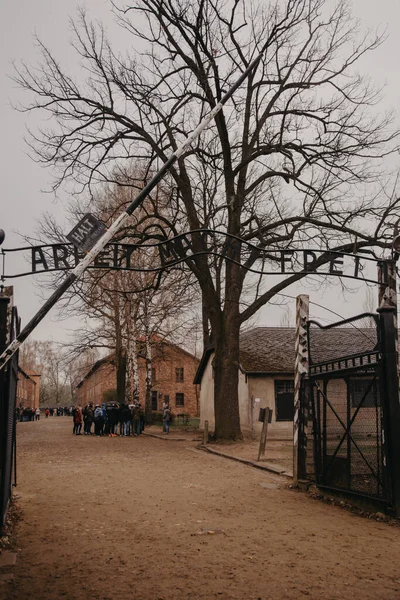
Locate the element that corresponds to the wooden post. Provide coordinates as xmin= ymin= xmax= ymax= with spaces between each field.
xmin=203 ymin=420 xmax=209 ymax=445
xmin=257 ymin=408 xmax=270 ymax=461
xmin=293 ymin=294 xmax=309 ymax=485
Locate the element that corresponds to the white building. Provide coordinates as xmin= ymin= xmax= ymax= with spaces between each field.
xmin=194 ymin=328 xmax=296 ymax=438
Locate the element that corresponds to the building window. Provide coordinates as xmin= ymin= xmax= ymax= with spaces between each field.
xmin=152 ymin=367 xmax=156 ymax=382
xmin=349 ymin=378 xmax=380 ymax=408
xmin=175 ymin=393 xmax=184 ymax=407
xmin=176 ymin=367 xmax=184 ymax=383
xmin=275 ymin=380 xmax=294 ymax=421
xmin=151 ymin=391 xmax=158 ymax=411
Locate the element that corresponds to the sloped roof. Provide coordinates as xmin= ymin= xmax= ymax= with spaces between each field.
xmin=194 ymin=325 xmax=378 ymax=383
xmin=24 ymin=369 xmax=41 ymax=378
xmin=239 ymin=328 xmax=296 ymax=373
xmin=18 ymin=366 xmax=39 ymax=383
xmin=307 ymin=324 xmax=377 ymax=364
xmin=194 ymin=328 xmax=296 ymax=383
xmin=76 ymin=355 xmax=114 ymax=389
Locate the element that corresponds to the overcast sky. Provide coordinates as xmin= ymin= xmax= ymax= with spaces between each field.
xmin=1 ymin=0 xmax=400 ymax=345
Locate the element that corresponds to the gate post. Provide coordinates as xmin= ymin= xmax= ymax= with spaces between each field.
xmin=293 ymin=294 xmax=309 ymax=484
xmin=0 ymin=292 xmax=10 ymax=530
xmin=377 ymin=301 xmax=400 ymax=515
xmin=0 ymin=292 xmax=11 ymax=422
xmin=378 ymin=260 xmax=397 ymax=308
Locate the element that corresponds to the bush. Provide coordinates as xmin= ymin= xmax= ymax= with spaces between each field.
xmin=151 ymin=412 xmax=199 ymax=429
xmin=151 ymin=411 xmax=175 ymax=425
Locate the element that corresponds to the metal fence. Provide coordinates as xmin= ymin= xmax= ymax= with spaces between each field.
xmin=306 ymin=314 xmax=392 ymax=506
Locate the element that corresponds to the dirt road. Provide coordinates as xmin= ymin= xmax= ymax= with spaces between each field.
xmin=4 ymin=417 xmax=400 ymax=600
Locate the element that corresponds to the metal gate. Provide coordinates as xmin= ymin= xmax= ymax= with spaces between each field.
xmin=0 ymin=291 xmax=18 ymax=530
xmin=306 ymin=313 xmax=392 ymax=507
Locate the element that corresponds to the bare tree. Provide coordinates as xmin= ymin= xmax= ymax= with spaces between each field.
xmin=28 ymin=176 xmax=201 ymax=405
xmin=280 ymin=305 xmax=294 ymax=328
xmin=20 ymin=340 xmax=72 ymax=406
xmin=14 ymin=0 xmax=400 ymax=438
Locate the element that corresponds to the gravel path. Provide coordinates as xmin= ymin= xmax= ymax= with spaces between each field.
xmin=5 ymin=417 xmax=400 ymax=600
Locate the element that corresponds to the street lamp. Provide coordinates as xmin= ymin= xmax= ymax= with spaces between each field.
xmin=0 ymin=230 xmax=5 ymax=246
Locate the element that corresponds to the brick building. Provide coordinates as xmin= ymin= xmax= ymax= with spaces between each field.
xmin=17 ymin=367 xmax=41 ymax=409
xmin=75 ymin=341 xmax=200 ymax=416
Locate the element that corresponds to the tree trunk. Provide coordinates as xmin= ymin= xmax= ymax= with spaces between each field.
xmin=132 ymin=328 xmax=140 ymax=404
xmin=213 ymin=306 xmax=242 ymax=440
xmin=116 ymin=346 xmax=126 ymax=404
xmin=125 ymin=302 xmax=140 ymax=404
xmin=144 ymin=325 xmax=152 ymax=422
xmin=114 ymin=295 xmax=126 ymax=404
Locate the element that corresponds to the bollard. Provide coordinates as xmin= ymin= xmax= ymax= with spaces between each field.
xmin=203 ymin=420 xmax=209 ymax=445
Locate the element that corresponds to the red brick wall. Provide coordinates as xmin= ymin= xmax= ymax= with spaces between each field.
xmin=76 ymin=361 xmax=115 ymax=407
xmin=146 ymin=343 xmax=200 ymax=415
xmin=17 ymin=373 xmax=38 ymax=408
xmin=75 ymin=343 xmax=200 ymax=416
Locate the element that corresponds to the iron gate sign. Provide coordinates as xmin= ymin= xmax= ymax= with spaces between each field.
xmin=0 ymin=230 xmax=390 ymax=285
xmin=65 ymin=213 xmax=107 ymax=252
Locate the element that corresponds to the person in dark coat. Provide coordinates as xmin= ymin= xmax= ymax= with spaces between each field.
xmin=132 ymin=403 xmax=140 ymax=436
xmin=163 ymin=405 xmax=171 ymax=434
xmin=108 ymin=403 xmax=119 ymax=436
xmin=73 ymin=407 xmax=83 ymax=435
xmin=105 ymin=403 xmax=113 ymax=436
xmin=101 ymin=403 xmax=109 ymax=435
xmin=94 ymin=404 xmax=104 ymax=436
xmin=120 ymin=402 xmax=131 ymax=436
xmin=83 ymin=403 xmax=94 ymax=435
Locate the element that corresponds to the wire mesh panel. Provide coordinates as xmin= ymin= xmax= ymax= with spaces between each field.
xmin=307 ymin=314 xmax=391 ymax=505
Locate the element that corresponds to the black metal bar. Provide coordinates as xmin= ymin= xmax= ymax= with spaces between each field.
xmin=310 ymin=351 xmax=380 ymax=374
xmin=1 ymin=249 xmax=5 ymax=283
xmin=316 ymin=484 xmax=388 ymax=505
xmin=308 ymin=313 xmax=379 ymax=330
xmin=12 ymin=416 xmax=16 ymax=488
xmin=0 ymin=295 xmax=10 ymax=531
xmin=316 ymin=376 xmax=380 ymax=480
xmin=2 ymin=240 xmax=388 ymax=261
xmin=0 ymin=274 xmax=76 ymax=370
xmin=322 ymin=380 xmax=327 ymax=485
xmin=312 ymin=381 xmax=322 ymax=482
xmin=346 ymin=377 xmax=351 ymax=488
xmin=377 ymin=304 xmax=400 ymax=514
xmin=375 ymin=378 xmax=381 ymax=498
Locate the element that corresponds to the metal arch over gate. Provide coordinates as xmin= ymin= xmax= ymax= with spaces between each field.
xmin=301 ymin=307 xmax=400 ymax=512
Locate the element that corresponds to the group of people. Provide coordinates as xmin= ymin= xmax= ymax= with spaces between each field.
xmin=46 ymin=406 xmax=72 ymax=417
xmin=17 ymin=406 xmax=41 ymax=422
xmin=17 ymin=399 xmax=173 ymax=436
xmin=72 ymin=402 xmax=146 ymax=437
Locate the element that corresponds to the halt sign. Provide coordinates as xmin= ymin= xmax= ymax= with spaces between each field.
xmin=66 ymin=214 xmax=107 ymax=252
